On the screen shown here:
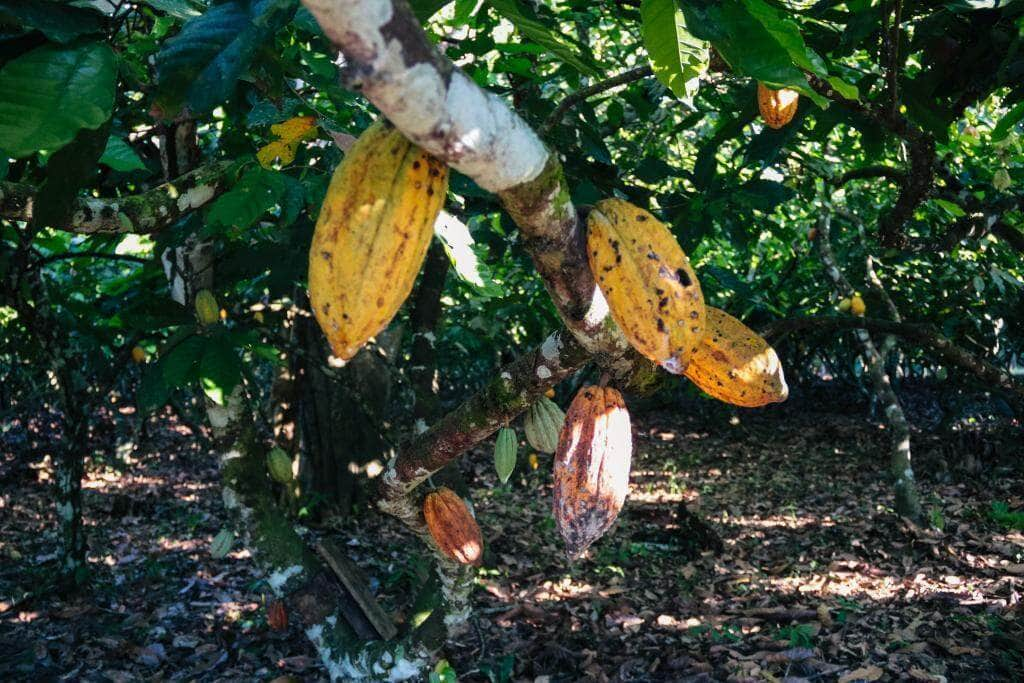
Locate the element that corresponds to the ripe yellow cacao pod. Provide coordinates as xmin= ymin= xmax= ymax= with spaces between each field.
xmin=131 ymin=346 xmax=147 ymax=364
xmin=195 ymin=289 xmax=220 ymax=326
xmin=528 ymin=453 xmax=539 ymax=470
xmin=683 ymin=307 xmax=788 ymax=408
xmin=587 ymin=198 xmax=705 ymax=374
xmin=851 ymin=294 xmax=866 ymax=317
xmin=838 ymin=297 xmax=852 ymax=312
xmin=553 ymin=386 xmax=633 ymax=559
xmin=308 ymin=120 xmax=449 ymax=361
xmin=757 ymin=82 xmax=799 ymax=129
xmin=253 ymin=311 xmax=265 ymax=324
xmin=423 ymin=487 xmax=483 ymax=566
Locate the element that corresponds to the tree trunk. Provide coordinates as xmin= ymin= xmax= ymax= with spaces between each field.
xmin=409 ymin=241 xmax=450 ymax=431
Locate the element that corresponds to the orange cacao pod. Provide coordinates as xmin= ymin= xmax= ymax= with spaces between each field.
xmin=553 ymin=386 xmax=633 ymax=559
xmin=757 ymin=82 xmax=799 ymax=129
xmin=423 ymin=487 xmax=483 ymax=566
xmin=267 ymin=600 xmax=288 ymax=631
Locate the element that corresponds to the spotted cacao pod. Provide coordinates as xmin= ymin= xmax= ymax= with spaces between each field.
xmin=683 ymin=307 xmax=788 ymax=408
xmin=309 ymin=120 xmax=449 ymax=361
xmin=524 ymin=395 xmax=564 ymax=454
xmin=494 ymin=427 xmax=517 ymax=484
xmin=587 ymin=198 xmax=705 ymax=374
xmin=757 ymin=82 xmax=799 ymax=129
xmin=423 ymin=487 xmax=483 ymax=566
xmin=195 ymin=289 xmax=220 ymax=326
xmin=553 ymin=386 xmax=633 ymax=559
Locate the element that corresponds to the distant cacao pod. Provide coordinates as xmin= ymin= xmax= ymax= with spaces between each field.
xmin=131 ymin=346 xmax=147 ymax=364
xmin=851 ymin=294 xmax=866 ymax=317
xmin=683 ymin=307 xmax=788 ymax=408
xmin=308 ymin=120 xmax=449 ymax=361
xmin=524 ymin=396 xmax=565 ymax=454
xmin=210 ymin=529 xmax=234 ymax=559
xmin=423 ymin=487 xmax=483 ymax=566
xmin=757 ymin=82 xmax=799 ymax=129
xmin=195 ymin=290 xmax=220 ymax=326
xmin=807 ymin=227 xmax=818 ymax=242
xmin=494 ymin=427 xmax=517 ymax=484
xmin=266 ymin=447 xmax=293 ymax=484
xmin=587 ymin=198 xmax=705 ymax=374
xmin=267 ymin=600 xmax=288 ymax=631
xmin=838 ymin=297 xmax=852 ymax=312
xmin=553 ymin=386 xmax=633 ymax=559
xmin=993 ymin=169 xmax=1011 ymax=192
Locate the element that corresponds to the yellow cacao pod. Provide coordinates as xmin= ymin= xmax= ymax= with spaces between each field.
xmin=553 ymin=386 xmax=633 ymax=559
xmin=423 ymin=487 xmax=483 ymax=566
xmin=195 ymin=289 xmax=220 ymax=326
xmin=131 ymin=346 xmax=147 ymax=364
xmin=851 ymin=294 xmax=866 ymax=317
xmin=757 ymin=83 xmax=799 ymax=129
xmin=308 ymin=120 xmax=449 ymax=361
xmin=683 ymin=307 xmax=788 ymax=408
xmin=587 ymin=198 xmax=705 ymax=374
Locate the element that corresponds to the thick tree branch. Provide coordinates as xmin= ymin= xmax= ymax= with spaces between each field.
xmin=833 ymin=165 xmax=905 ymax=187
xmin=0 ymin=162 xmax=231 ymax=234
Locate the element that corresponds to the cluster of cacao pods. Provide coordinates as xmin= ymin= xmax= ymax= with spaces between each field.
xmin=839 ymin=294 xmax=866 ymax=316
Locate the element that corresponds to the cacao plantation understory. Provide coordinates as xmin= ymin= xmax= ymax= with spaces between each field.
xmin=2 ymin=0 xmax=1024 ymax=680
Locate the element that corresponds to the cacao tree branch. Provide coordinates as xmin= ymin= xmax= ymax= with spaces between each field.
xmin=0 ymin=161 xmax=231 ymax=234
xmin=540 ymin=65 xmax=653 ymax=137
xmin=763 ymin=315 xmax=1024 ymax=412
xmin=833 ymin=165 xmax=905 ymax=187
xmin=813 ymin=212 xmax=921 ymax=519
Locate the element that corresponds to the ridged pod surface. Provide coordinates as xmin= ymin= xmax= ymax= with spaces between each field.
xmin=423 ymin=487 xmax=483 ymax=566
xmin=757 ymin=83 xmax=799 ymax=129
xmin=308 ymin=120 xmax=449 ymax=360
xmin=494 ymin=427 xmax=517 ymax=483
xmin=524 ymin=396 xmax=565 ymax=454
xmin=266 ymin=447 xmax=293 ymax=484
xmin=553 ymin=386 xmax=633 ymax=559
xmin=195 ymin=289 xmax=220 ymax=326
xmin=683 ymin=307 xmax=788 ymax=408
xmin=587 ymin=199 xmax=705 ymax=374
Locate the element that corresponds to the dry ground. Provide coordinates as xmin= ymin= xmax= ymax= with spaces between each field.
xmin=2 ymin=398 xmax=1023 ymax=681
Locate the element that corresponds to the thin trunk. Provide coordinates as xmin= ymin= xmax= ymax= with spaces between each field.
xmin=409 ymin=241 xmax=450 ymax=431
xmin=816 ymin=214 xmax=921 ymax=520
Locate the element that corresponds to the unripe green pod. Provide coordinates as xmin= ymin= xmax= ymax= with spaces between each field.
xmin=210 ymin=528 xmax=234 ymax=559
xmin=195 ymin=289 xmax=220 ymax=326
xmin=494 ymin=427 xmax=517 ymax=483
xmin=267 ymin=447 xmax=293 ymax=484
xmin=524 ymin=396 xmax=564 ymax=454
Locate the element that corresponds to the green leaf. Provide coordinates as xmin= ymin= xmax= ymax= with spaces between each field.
xmin=199 ymin=336 xmax=242 ymax=405
xmin=0 ymin=0 xmax=106 ymax=43
xmin=933 ymin=198 xmax=966 ymax=217
xmin=486 ymin=0 xmax=600 ymax=77
xmin=140 ymin=0 xmax=204 ymax=20
xmin=409 ymin=0 xmax=452 ymax=22
xmin=0 ymin=42 xmax=116 ymax=158
xmin=206 ymin=166 xmax=286 ymax=233
xmin=640 ymin=0 xmax=708 ymax=104
xmin=161 ymin=335 xmax=205 ymax=387
xmin=992 ymin=100 xmax=1024 ymax=142
xmin=155 ymin=0 xmax=298 ymax=115
xmin=99 ymin=136 xmax=148 ymax=172
xmin=434 ymin=213 xmax=505 ymax=297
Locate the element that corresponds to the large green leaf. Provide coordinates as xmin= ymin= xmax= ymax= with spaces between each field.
xmin=992 ymin=100 xmax=1024 ymax=142
xmin=141 ymin=0 xmax=204 ymax=20
xmin=0 ymin=42 xmax=116 ymax=158
xmin=199 ymin=335 xmax=242 ymax=405
xmin=161 ymin=335 xmax=205 ymax=387
xmin=155 ymin=0 xmax=297 ymax=115
xmin=0 ymin=0 xmax=106 ymax=43
xmin=31 ymin=123 xmax=110 ymax=231
xmin=99 ymin=136 xmax=148 ymax=172
xmin=205 ymin=166 xmax=287 ymax=233
xmin=486 ymin=0 xmax=600 ymax=77
xmin=640 ymin=0 xmax=708 ymax=104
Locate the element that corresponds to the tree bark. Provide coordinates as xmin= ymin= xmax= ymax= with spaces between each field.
xmin=408 ymin=241 xmax=450 ymax=430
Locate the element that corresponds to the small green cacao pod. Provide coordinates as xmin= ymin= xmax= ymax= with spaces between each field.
xmin=210 ymin=528 xmax=234 ymax=559
xmin=524 ymin=395 xmax=565 ymax=454
xmin=195 ymin=289 xmax=220 ymax=326
xmin=494 ymin=427 xmax=517 ymax=483
xmin=267 ymin=447 xmax=293 ymax=484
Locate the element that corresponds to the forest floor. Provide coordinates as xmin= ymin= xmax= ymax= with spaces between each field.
xmin=2 ymin=392 xmax=1024 ymax=682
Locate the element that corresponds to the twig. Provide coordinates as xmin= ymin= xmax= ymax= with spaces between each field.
xmin=540 ymin=65 xmax=653 ymax=137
